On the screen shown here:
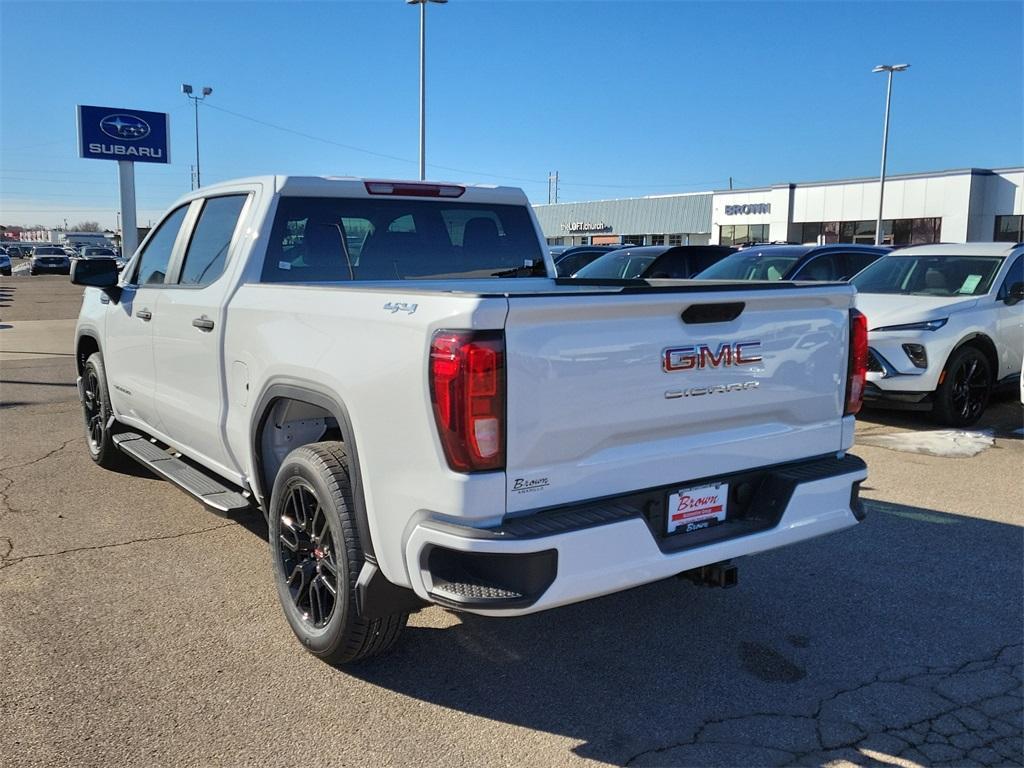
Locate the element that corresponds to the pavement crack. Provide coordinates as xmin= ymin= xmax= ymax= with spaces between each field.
xmin=0 ymin=437 xmax=78 ymax=473
xmin=0 ymin=522 xmax=238 ymax=569
xmin=622 ymin=644 xmax=1022 ymax=767
xmin=0 ymin=438 xmax=79 ymax=521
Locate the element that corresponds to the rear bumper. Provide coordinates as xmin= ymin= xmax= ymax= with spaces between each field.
xmin=404 ymin=453 xmax=867 ymax=616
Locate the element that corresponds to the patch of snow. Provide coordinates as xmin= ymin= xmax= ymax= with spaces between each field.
xmin=857 ymin=429 xmax=994 ymax=458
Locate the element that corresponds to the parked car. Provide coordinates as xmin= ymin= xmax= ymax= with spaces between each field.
xmin=73 ymin=175 xmax=867 ymax=665
xmin=0 ymin=253 xmax=11 ymax=276
xmin=29 ymin=246 xmax=71 ymax=275
xmin=7 ymin=245 xmax=32 ymax=259
xmin=572 ymin=245 xmax=737 ymax=280
xmin=850 ymin=242 xmax=1024 ymax=426
xmin=552 ymin=245 xmax=624 ymax=277
xmin=80 ymin=246 xmax=118 ymax=260
xmin=695 ymin=244 xmax=889 ymax=283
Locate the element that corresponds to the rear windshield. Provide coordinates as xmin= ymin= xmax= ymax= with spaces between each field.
xmin=574 ymin=251 xmax=656 ymax=279
xmin=35 ymin=247 xmax=64 ymax=255
xmin=696 ymin=251 xmax=801 ymax=280
xmin=851 ymin=255 xmax=1004 ymax=296
xmin=261 ymin=196 xmax=544 ymax=282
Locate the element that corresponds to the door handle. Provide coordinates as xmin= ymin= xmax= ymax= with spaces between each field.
xmin=192 ymin=316 xmax=215 ymax=331
xmin=136 ymin=309 xmax=152 ymax=321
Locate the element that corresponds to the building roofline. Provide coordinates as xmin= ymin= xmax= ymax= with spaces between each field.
xmin=532 ymin=190 xmax=712 ymax=208
xmin=714 ymin=166 xmax=1024 ymax=193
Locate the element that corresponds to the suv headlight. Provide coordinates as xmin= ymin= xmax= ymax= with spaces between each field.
xmin=872 ymin=318 xmax=948 ymax=332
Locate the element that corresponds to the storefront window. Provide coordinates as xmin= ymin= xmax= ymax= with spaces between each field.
xmin=798 ymin=218 xmax=940 ymax=246
xmin=853 ymin=220 xmax=876 ymax=244
xmin=800 ymin=222 xmax=821 ymax=244
xmin=668 ymin=234 xmax=683 ymax=246
xmin=910 ymin=217 xmax=940 ymax=244
xmin=719 ymin=224 xmax=768 ymax=246
xmin=994 ymin=215 xmax=1024 ymax=242
xmin=651 ymin=235 xmax=665 ymax=246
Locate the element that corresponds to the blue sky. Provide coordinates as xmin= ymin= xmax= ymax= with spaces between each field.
xmin=1 ymin=0 xmax=1022 ymax=229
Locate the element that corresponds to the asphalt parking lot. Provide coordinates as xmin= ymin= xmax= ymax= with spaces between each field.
xmin=1 ymin=275 xmax=1021 ymax=767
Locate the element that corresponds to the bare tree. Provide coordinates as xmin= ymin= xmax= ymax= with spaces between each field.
xmin=72 ymin=221 xmax=101 ymax=232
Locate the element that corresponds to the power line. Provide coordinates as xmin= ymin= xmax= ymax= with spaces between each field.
xmin=202 ymin=102 xmax=721 ymax=192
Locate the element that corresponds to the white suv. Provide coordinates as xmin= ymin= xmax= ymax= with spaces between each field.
xmin=851 ymin=242 xmax=1024 ymax=426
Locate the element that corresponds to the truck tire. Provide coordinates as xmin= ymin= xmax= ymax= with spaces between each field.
xmin=268 ymin=442 xmax=407 ymax=665
xmin=81 ymin=352 xmax=128 ymax=470
xmin=933 ymin=346 xmax=992 ymax=427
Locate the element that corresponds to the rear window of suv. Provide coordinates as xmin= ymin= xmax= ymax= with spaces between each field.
xmin=261 ymin=196 xmax=544 ymax=282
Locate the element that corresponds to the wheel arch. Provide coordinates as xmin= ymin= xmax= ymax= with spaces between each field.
xmin=75 ymin=332 xmax=102 ymax=375
xmin=948 ymin=332 xmax=998 ymax=377
xmin=250 ymin=381 xmax=375 ymax=559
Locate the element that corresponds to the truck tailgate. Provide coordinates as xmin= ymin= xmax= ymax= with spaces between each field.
xmin=503 ymin=285 xmax=852 ymax=513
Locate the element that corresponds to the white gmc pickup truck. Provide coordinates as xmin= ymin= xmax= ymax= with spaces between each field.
xmin=72 ymin=176 xmax=868 ymax=664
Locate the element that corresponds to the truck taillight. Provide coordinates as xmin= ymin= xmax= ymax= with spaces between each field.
xmin=429 ymin=331 xmax=505 ymax=472
xmin=845 ymin=309 xmax=868 ymax=416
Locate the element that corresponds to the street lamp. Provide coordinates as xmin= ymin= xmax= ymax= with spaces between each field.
xmin=182 ymin=83 xmax=213 ymax=189
xmin=406 ymin=0 xmax=447 ymax=180
xmin=872 ymin=64 xmax=909 ymax=246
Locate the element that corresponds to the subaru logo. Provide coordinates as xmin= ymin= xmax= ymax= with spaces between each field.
xmin=100 ymin=114 xmax=150 ymax=141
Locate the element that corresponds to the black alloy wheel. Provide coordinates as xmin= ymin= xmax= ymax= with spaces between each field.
xmin=275 ymin=480 xmax=340 ymax=629
xmin=267 ymin=442 xmax=408 ymax=664
xmin=82 ymin=366 xmax=104 ymax=453
xmin=949 ymin=357 xmax=988 ymax=422
xmin=934 ymin=347 xmax=991 ymax=427
xmin=80 ymin=352 xmax=126 ymax=469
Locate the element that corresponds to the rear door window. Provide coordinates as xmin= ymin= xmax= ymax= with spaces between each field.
xmin=843 ymin=251 xmax=883 ymax=279
xmin=793 ymin=252 xmax=843 ymax=281
xmin=178 ymin=195 xmax=248 ymax=286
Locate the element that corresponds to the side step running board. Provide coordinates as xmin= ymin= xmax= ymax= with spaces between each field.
xmin=113 ymin=432 xmax=253 ymax=514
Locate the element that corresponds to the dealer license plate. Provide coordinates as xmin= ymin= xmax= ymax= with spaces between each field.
xmin=667 ymin=482 xmax=728 ymax=535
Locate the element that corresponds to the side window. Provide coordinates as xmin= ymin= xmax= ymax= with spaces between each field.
xmin=794 ymin=253 xmax=842 ymax=281
xmin=132 ymin=205 xmax=188 ymax=286
xmin=178 ymin=195 xmax=248 ymax=286
xmin=997 ymin=255 xmax=1023 ymax=299
xmin=843 ymin=251 xmax=883 ymax=279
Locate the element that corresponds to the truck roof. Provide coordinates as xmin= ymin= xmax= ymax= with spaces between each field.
xmin=180 ymin=176 xmax=531 ymax=206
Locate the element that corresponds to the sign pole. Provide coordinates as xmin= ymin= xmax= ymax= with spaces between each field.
xmin=118 ymin=160 xmax=138 ymax=258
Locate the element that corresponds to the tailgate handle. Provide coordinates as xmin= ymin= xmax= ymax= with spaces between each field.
xmin=681 ymin=302 xmax=745 ymax=324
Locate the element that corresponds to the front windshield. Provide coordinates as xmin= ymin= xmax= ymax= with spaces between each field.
xmin=573 ymin=251 xmax=656 ymax=279
xmin=851 ymin=255 xmax=1004 ymax=297
xmin=696 ymin=251 xmax=800 ymax=280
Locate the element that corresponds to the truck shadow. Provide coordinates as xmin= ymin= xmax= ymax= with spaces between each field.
xmin=344 ymin=500 xmax=1022 ymax=765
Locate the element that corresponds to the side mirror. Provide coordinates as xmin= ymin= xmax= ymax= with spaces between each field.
xmin=1006 ymin=281 xmax=1024 ymax=305
xmin=71 ymin=258 xmax=121 ymax=298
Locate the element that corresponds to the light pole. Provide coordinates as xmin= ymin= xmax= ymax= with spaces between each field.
xmin=407 ymin=0 xmax=447 ymax=180
xmin=182 ymin=83 xmax=213 ymax=189
xmin=872 ymin=64 xmax=909 ymax=245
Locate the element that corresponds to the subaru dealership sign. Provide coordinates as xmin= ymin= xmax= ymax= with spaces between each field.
xmin=77 ymin=105 xmax=169 ymax=164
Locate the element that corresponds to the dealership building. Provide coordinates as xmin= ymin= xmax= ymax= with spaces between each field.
xmin=534 ymin=166 xmax=1024 ymax=248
